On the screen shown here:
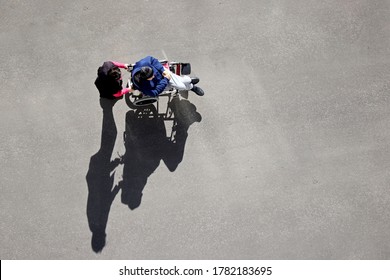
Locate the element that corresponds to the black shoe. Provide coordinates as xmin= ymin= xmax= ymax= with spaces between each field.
xmin=191 ymin=77 xmax=200 ymax=85
xmin=191 ymin=86 xmax=204 ymax=96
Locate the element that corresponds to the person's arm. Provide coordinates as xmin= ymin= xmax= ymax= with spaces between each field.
xmin=113 ymin=87 xmax=132 ymax=98
xmin=143 ymin=78 xmax=169 ymax=97
xmin=111 ymin=61 xmax=129 ymax=69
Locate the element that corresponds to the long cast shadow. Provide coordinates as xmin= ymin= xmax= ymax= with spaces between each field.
xmin=163 ymin=96 xmax=202 ymax=172
xmin=120 ymin=95 xmax=201 ymax=209
xmin=85 ymin=95 xmax=201 ymax=253
xmin=120 ymin=105 xmax=166 ymax=209
xmin=86 ymin=98 xmax=121 ymax=253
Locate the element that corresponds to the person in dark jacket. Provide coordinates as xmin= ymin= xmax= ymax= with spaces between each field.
xmin=95 ymin=61 xmax=132 ymax=99
xmin=131 ymin=56 xmax=204 ymax=97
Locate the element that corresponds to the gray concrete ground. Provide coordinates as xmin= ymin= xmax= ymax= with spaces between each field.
xmin=1 ymin=0 xmax=390 ymax=259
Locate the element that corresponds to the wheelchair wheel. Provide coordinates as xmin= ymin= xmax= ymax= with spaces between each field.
xmin=132 ymin=96 xmax=158 ymax=106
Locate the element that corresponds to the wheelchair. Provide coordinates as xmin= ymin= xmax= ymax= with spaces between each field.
xmin=125 ymin=60 xmax=192 ymax=107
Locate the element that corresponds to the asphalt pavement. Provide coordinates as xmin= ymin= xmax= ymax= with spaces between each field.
xmin=1 ymin=0 xmax=390 ymax=259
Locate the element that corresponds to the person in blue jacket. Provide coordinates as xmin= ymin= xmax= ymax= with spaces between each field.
xmin=131 ymin=56 xmax=204 ymax=97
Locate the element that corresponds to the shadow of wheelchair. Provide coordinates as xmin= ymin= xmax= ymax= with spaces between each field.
xmin=120 ymin=94 xmax=202 ymax=210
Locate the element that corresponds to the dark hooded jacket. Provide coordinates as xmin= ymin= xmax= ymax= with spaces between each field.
xmin=131 ymin=56 xmax=169 ymax=97
xmin=95 ymin=61 xmax=123 ymax=99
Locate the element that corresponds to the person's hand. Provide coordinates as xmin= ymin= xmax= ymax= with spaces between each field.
xmin=124 ymin=64 xmax=129 ymax=70
xmin=163 ymin=70 xmax=171 ymax=80
xmin=132 ymin=90 xmax=142 ymax=97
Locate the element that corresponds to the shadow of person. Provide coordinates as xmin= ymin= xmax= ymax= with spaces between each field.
xmin=86 ymin=98 xmax=121 ymax=253
xmin=120 ymin=94 xmax=202 ymax=210
xmin=163 ymin=96 xmax=202 ymax=172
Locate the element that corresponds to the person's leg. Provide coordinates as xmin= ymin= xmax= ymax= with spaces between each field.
xmin=168 ymin=72 xmax=205 ymax=96
xmin=169 ymin=73 xmax=192 ymax=91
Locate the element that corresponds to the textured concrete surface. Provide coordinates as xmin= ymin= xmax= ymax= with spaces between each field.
xmin=1 ymin=0 xmax=390 ymax=259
